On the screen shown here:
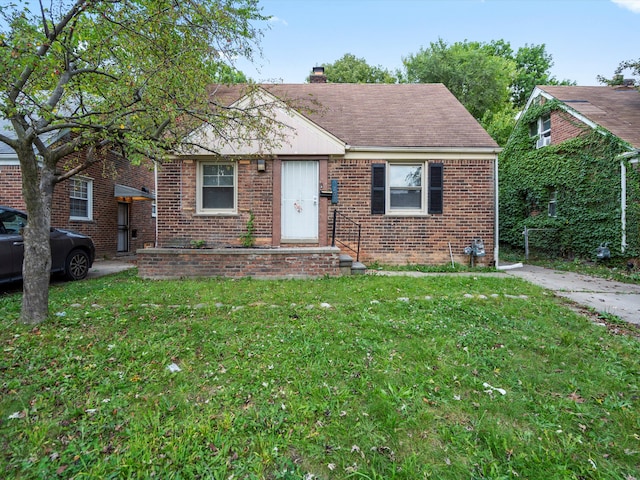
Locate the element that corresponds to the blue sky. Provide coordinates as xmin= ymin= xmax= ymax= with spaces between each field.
xmin=236 ymin=0 xmax=640 ymax=85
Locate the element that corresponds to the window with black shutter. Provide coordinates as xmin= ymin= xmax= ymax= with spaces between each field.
xmin=371 ymin=163 xmax=386 ymax=214
xmin=428 ymin=163 xmax=443 ymax=214
xmin=372 ymin=162 xmax=443 ymax=215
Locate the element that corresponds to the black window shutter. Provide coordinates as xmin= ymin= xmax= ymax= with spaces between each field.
xmin=428 ymin=163 xmax=443 ymax=214
xmin=371 ymin=163 xmax=386 ymax=214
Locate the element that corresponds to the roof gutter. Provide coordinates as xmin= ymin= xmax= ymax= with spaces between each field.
xmin=345 ymin=145 xmax=502 ymax=154
xmin=344 ymin=145 xmax=501 ymax=161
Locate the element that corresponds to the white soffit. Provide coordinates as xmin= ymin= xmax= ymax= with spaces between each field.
xmin=184 ymin=89 xmax=345 ymax=157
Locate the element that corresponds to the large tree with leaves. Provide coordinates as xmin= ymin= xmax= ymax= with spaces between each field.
xmin=401 ymin=39 xmax=515 ymax=120
xmin=401 ymin=39 xmax=573 ymax=144
xmin=320 ymin=53 xmax=397 ymax=84
xmin=0 ymin=0 xmax=273 ymax=324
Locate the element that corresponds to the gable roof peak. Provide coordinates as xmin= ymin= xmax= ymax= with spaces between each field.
xmin=530 ymin=85 xmax=640 ymax=149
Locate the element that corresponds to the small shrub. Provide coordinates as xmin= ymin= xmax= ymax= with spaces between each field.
xmin=190 ymin=239 xmax=206 ymax=248
xmin=240 ymin=211 xmax=256 ymax=247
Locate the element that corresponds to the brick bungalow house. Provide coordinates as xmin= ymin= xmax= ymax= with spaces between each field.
xmin=139 ymin=75 xmax=500 ymax=278
xmin=0 ymin=122 xmax=156 ymax=258
xmin=500 ymin=84 xmax=640 ymax=259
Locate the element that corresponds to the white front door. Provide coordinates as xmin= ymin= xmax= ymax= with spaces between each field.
xmin=281 ymin=161 xmax=318 ymax=241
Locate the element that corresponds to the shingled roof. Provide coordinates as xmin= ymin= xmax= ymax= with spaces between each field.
xmin=537 ymin=85 xmax=640 ymax=149
xmin=211 ymin=83 xmax=499 ymax=150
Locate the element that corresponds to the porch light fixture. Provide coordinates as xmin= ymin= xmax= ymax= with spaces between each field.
xmin=257 ymin=159 xmax=266 ymax=172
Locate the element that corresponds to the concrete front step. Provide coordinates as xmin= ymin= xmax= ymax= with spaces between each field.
xmin=339 ymin=254 xmax=366 ymax=275
xmin=351 ymin=261 xmax=367 ymax=275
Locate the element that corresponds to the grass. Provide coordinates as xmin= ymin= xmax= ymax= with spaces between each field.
xmin=1 ymin=270 xmax=639 ymax=479
xmin=369 ymin=260 xmax=495 ymax=274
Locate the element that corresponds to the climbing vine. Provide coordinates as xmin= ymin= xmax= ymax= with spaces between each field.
xmin=500 ymin=100 xmax=640 ymax=259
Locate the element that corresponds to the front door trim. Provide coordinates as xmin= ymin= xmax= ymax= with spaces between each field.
xmin=281 ymin=160 xmax=319 ymax=242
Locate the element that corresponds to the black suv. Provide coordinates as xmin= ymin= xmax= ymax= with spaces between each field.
xmin=0 ymin=206 xmax=95 ymax=285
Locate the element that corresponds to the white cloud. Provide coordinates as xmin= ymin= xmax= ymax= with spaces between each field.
xmin=611 ymin=0 xmax=640 ymax=13
xmin=268 ymin=16 xmax=288 ymax=26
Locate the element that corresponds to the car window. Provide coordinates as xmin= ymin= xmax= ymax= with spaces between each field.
xmin=0 ymin=210 xmax=27 ymax=234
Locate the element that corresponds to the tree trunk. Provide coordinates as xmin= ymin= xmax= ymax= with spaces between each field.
xmin=19 ymin=148 xmax=55 ymax=325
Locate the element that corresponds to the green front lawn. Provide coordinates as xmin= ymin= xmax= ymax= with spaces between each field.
xmin=1 ymin=271 xmax=638 ymax=479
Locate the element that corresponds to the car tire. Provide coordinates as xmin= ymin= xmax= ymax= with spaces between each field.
xmin=64 ymin=249 xmax=90 ymax=281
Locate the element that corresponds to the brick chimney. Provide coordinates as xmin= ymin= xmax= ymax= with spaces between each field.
xmin=310 ymin=66 xmax=327 ymax=83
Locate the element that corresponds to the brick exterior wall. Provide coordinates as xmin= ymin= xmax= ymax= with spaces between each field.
xmin=550 ymin=110 xmax=591 ymax=145
xmin=157 ymin=158 xmax=274 ymax=248
xmin=0 ymin=150 xmax=155 ymax=259
xmin=137 ymin=247 xmax=340 ymax=279
xmin=0 ymin=165 xmax=23 ymax=207
xmin=156 ymin=155 xmax=496 ymax=266
xmin=328 ymin=158 xmax=495 ymax=265
xmin=531 ymin=96 xmax=590 ymax=146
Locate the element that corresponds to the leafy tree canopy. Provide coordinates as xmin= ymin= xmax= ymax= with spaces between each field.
xmin=0 ymin=0 xmax=265 ymax=165
xmin=400 ymin=39 xmax=574 ymax=144
xmin=0 ymin=0 xmax=271 ymax=324
xmin=401 ymin=39 xmax=572 ymax=116
xmin=401 ymin=39 xmax=515 ymax=119
xmin=403 ymin=39 xmax=515 ymax=119
xmin=319 ymin=53 xmax=397 ymax=83
xmin=510 ymin=43 xmax=575 ymax=108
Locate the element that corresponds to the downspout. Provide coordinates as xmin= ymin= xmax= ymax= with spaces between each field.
xmin=154 ymin=161 xmax=159 ymax=247
xmin=621 ymin=160 xmax=627 ymax=253
xmin=618 ymin=150 xmax=640 ymax=254
xmin=494 ymin=153 xmax=500 ymax=267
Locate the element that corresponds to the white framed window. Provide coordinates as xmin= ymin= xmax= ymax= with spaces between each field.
xmin=532 ymin=115 xmax=551 ymax=148
xmin=388 ymin=164 xmax=424 ymax=214
xmin=197 ymin=162 xmax=237 ymax=214
xmin=372 ymin=162 xmax=443 ymax=216
xmin=70 ymin=176 xmax=93 ymax=221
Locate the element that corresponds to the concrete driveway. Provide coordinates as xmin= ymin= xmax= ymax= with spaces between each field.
xmin=505 ymin=264 xmax=640 ymax=326
xmin=87 ymin=257 xmax=136 ymax=279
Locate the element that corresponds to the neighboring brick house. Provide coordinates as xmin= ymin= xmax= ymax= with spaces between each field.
xmin=0 ymin=125 xmax=156 ymax=258
xmin=500 ymin=85 xmax=640 ymax=258
xmin=151 ymin=78 xmax=500 ymax=271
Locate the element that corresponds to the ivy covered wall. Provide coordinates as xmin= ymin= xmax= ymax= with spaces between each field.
xmin=500 ymin=100 xmax=640 ymax=259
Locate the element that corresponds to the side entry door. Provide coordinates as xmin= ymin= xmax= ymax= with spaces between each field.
xmin=117 ymin=202 xmax=130 ymax=253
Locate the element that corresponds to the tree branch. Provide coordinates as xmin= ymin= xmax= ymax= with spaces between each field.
xmin=53 ymin=142 xmax=108 ymax=183
xmin=0 ymin=132 xmax=19 ymax=150
xmin=9 ymin=0 xmax=89 ymax=103
xmin=38 ymin=0 xmax=50 ymax=39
